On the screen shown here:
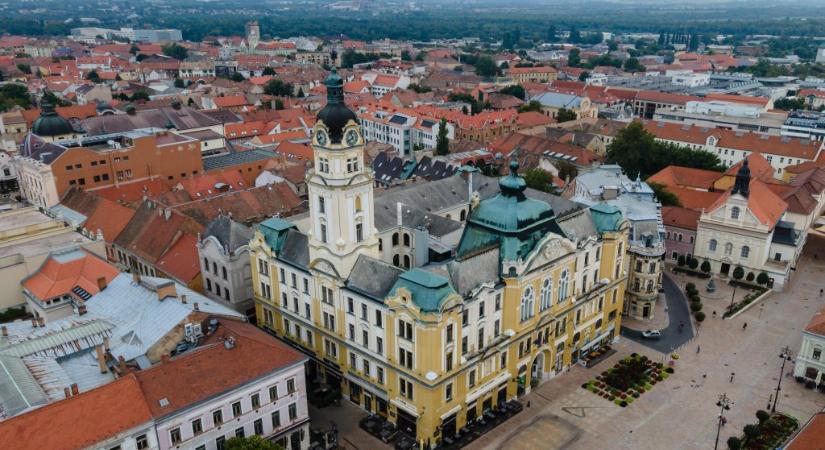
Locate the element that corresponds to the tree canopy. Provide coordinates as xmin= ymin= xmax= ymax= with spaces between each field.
xmin=605 ymin=121 xmax=723 ymax=179
xmin=436 ymin=117 xmax=449 ymax=156
xmin=524 ymin=168 xmax=555 ymax=192
xmin=0 ymin=83 xmax=31 ymax=111
xmin=648 ymin=182 xmax=682 ymax=207
xmin=161 ymin=43 xmax=189 ymax=60
xmin=499 ymin=85 xmax=526 ymax=100
xmin=263 ymin=79 xmax=294 ymax=97
xmin=555 ymin=108 xmax=577 ymax=123
xmin=225 ymin=436 xmax=284 ymax=450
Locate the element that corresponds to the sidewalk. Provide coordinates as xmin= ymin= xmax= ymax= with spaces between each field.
xmin=622 ymin=291 xmax=668 ymax=331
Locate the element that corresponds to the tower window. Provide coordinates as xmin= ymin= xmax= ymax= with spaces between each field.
xmin=356 ymin=223 xmax=363 ymax=242
xmin=318 ymin=196 xmax=325 ymax=214
xmin=320 ymin=223 xmax=328 ymax=243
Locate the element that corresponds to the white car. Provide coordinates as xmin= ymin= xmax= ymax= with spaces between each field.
xmin=642 ymin=329 xmax=661 ymax=339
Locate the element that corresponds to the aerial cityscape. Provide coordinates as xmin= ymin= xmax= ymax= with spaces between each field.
xmin=1 ymin=1 xmax=825 ymax=449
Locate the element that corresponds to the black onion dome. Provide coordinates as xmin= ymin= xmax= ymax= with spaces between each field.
xmin=32 ymin=102 xmax=74 ymax=137
xmin=316 ymin=68 xmax=357 ymax=144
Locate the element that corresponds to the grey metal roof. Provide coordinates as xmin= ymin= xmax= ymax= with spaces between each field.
xmin=556 ymin=208 xmax=599 ymax=243
xmin=346 ymin=255 xmax=404 ymax=301
xmin=203 ymin=215 xmax=254 ymax=253
xmin=444 ymin=247 xmax=501 ymax=297
xmin=279 ymin=229 xmax=309 ymax=269
xmin=82 ymin=106 xmax=221 ymax=135
xmin=202 ymin=148 xmax=277 ymax=171
xmin=0 ymin=355 xmax=49 ymax=419
xmin=373 ymin=200 xmax=462 ymax=236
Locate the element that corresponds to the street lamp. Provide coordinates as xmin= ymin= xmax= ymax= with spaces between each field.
xmin=771 ymin=346 xmax=793 ymax=413
xmin=714 ymin=393 xmax=733 ymax=450
xmin=728 ymin=283 xmax=738 ymax=313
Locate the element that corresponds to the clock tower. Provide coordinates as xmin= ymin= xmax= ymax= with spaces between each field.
xmin=307 ymin=69 xmax=378 ymax=279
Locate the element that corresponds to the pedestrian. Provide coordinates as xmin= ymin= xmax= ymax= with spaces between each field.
xmin=702 ymin=372 xmax=707 ymax=379
xmin=743 ymin=322 xmax=748 ymax=330
xmin=820 ymin=288 xmax=823 ymax=297
xmin=712 ymin=310 xmax=717 ymax=318
xmin=526 ymin=401 xmax=531 ymax=408
xmin=730 ymin=372 xmax=735 ymax=383
xmin=697 ymin=345 xmax=701 ymax=354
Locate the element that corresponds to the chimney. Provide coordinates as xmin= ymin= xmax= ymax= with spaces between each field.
xmin=97 ymin=276 xmax=108 ymax=291
xmin=155 ymin=282 xmax=178 ymax=301
xmin=132 ymin=271 xmax=141 ymax=285
xmin=64 ymin=387 xmax=71 ymax=398
xmin=193 ymin=302 xmax=199 ymax=311
xmin=78 ymin=303 xmax=87 ymax=316
xmin=70 ymin=384 xmax=79 ymax=396
xmin=1 ymin=325 xmax=7 ymax=337
xmin=180 ymin=294 xmax=187 ymax=304
xmin=95 ymin=345 xmax=107 ymax=374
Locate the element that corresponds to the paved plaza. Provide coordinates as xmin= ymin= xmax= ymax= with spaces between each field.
xmin=312 ymin=235 xmax=825 ymax=450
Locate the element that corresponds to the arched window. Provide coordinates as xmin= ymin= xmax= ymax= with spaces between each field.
xmin=403 ymin=233 xmax=410 ymax=247
xmin=725 ymin=243 xmax=733 ymax=256
xmin=355 ymin=196 xmax=362 ymax=212
xmin=730 ymin=206 xmax=740 ymax=220
xmin=392 ymin=254 xmax=400 ymax=267
xmin=646 ymin=280 xmax=654 ymax=292
xmin=540 ymin=277 xmax=552 ymax=311
xmin=741 ymin=246 xmax=750 ymax=258
xmin=403 ymin=255 xmax=411 ymax=269
xmin=558 ymin=270 xmax=569 ymax=300
xmin=633 ymin=278 xmax=640 ymax=292
xmin=709 ymin=239 xmax=717 ymax=252
xmin=520 ymin=286 xmax=535 ymax=322
xmin=635 ymin=260 xmax=642 ymax=272
xmin=378 ymin=239 xmax=383 ymax=251
xmin=392 ymin=233 xmax=399 ymax=246
xmin=460 ymin=209 xmax=467 ymax=221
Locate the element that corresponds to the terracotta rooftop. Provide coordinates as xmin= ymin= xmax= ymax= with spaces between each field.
xmin=706 ymin=179 xmax=787 ymax=227
xmin=722 ymin=153 xmax=774 ymax=181
xmin=662 ymin=206 xmax=701 ymax=231
xmin=0 ymin=374 xmax=153 ymax=450
xmin=22 ymin=249 xmax=120 ymax=301
xmin=666 ymin=185 xmax=724 ymax=211
xmin=647 ymin=166 xmax=722 ymax=191
xmin=787 ymin=411 xmax=825 ymax=450
xmin=136 ymin=319 xmax=305 ymax=418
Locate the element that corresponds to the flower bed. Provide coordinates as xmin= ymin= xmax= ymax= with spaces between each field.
xmin=728 ymin=412 xmax=798 ymax=450
xmin=723 ymin=286 xmax=768 ymax=319
xmin=582 ymin=353 xmax=671 ymax=407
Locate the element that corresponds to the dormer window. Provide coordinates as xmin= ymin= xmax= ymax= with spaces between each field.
xmin=730 ymin=206 xmax=740 ymax=220
xmin=319 ymin=157 xmax=329 ymax=173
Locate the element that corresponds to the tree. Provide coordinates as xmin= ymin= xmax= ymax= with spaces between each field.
xmin=518 ymin=100 xmax=543 ymax=113
xmin=701 ymin=260 xmax=711 ymax=273
xmin=42 ymin=90 xmax=70 ymax=107
xmin=0 ymin=83 xmax=32 ymax=111
xmin=409 ymin=83 xmax=431 ymax=93
xmin=162 ymin=43 xmax=189 ymax=60
xmin=774 ymin=97 xmax=805 ymax=111
xmin=546 ymin=25 xmax=557 ymax=43
xmin=16 ymin=63 xmax=31 ymax=74
xmin=401 ymin=50 xmax=412 ymax=61
xmin=230 ymin=72 xmax=245 ymax=82
xmin=436 ymin=118 xmax=450 ymax=155
xmin=743 ymin=424 xmax=760 ymax=441
xmin=499 ymin=84 xmax=526 ymax=100
xmin=623 ymin=57 xmax=645 ymax=73
xmin=688 ymin=257 xmax=699 ymax=270
xmin=264 ymin=79 xmax=294 ymax=97
xmin=578 ymin=71 xmax=590 ymax=82
xmin=274 ymin=99 xmax=284 ymax=110
xmin=732 ymin=266 xmax=745 ymax=281
xmin=757 ymin=272 xmax=769 ymax=285
xmin=648 ymin=182 xmax=682 ymax=207
xmin=131 ymin=90 xmax=150 ymax=102
xmin=756 ymin=410 xmax=770 ymax=424
xmin=607 ymin=40 xmax=618 ymax=51
xmin=746 ymin=272 xmax=755 ymax=282
xmin=556 ymin=108 xmax=577 ymax=123
xmin=677 ymin=255 xmax=686 ymax=267
xmin=296 ymin=87 xmax=305 ymax=98
xmin=174 ymin=78 xmax=185 ymax=88
xmin=569 ymin=27 xmax=582 ymax=44
xmin=474 ymin=56 xmax=498 ymax=77
xmin=727 ymin=436 xmax=742 ymax=450
xmin=524 ymin=168 xmax=554 ymax=192
xmin=694 ymin=311 xmax=706 ymax=322
xmin=225 ymin=436 xmax=284 ymax=450
xmin=568 ymin=48 xmax=581 ymax=67
xmin=554 ymin=159 xmax=578 ymax=181
xmin=262 ymin=66 xmax=276 ymax=76
xmin=129 ymin=44 xmax=140 ymax=55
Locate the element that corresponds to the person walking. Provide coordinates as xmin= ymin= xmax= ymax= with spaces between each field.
xmin=730 ymin=372 xmax=735 ymax=383
xmin=697 ymin=345 xmax=701 ymax=354
xmin=743 ymin=322 xmax=748 ymax=330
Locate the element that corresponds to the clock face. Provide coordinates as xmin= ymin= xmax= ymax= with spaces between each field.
xmin=345 ymin=129 xmax=359 ymax=147
xmin=315 ymin=130 xmax=328 ymax=146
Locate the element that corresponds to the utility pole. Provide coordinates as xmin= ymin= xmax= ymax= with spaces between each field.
xmin=714 ymin=393 xmax=733 ymax=450
xmin=772 ymin=346 xmax=792 ymax=413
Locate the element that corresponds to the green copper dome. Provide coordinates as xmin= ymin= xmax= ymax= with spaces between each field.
xmin=456 ymin=159 xmax=563 ymax=265
xmin=316 ymin=68 xmax=357 ymax=144
xmin=32 ymin=102 xmax=74 ymax=137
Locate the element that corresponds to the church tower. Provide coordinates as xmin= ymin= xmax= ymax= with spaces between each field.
xmin=245 ymin=21 xmax=260 ymax=52
xmin=307 ymin=69 xmax=378 ymax=279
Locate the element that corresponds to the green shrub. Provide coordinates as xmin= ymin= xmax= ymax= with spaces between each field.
xmin=756 ymin=410 xmax=770 ymax=424
xmin=688 ymin=257 xmax=699 ymax=270
xmin=690 ymin=302 xmax=703 ymax=312
xmin=695 ymin=311 xmax=706 ymax=322
xmin=727 ymin=436 xmax=741 ymax=450
xmin=757 ymin=272 xmax=769 ymax=285
xmin=701 ymin=260 xmax=711 ymax=273
xmin=743 ymin=424 xmax=760 ymax=440
xmin=746 ymin=272 xmax=755 ymax=282
xmin=685 ymin=282 xmax=696 ymax=292
xmin=677 ymin=255 xmax=686 ymax=267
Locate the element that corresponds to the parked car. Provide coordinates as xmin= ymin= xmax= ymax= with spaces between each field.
xmin=642 ymin=329 xmax=661 ymax=339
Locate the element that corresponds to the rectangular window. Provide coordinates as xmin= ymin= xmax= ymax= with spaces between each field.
xmin=318 ymin=196 xmax=326 ymax=214
xmin=375 ymin=310 xmax=383 ymax=328
xmin=376 ymin=336 xmax=383 ymax=354
xmin=462 ymin=336 xmax=468 ymax=355
xmin=303 ymin=278 xmax=309 ymax=294
xmin=362 ymin=330 xmax=369 ymax=347
xmin=462 ymin=310 xmax=469 ymax=327
xmin=192 ymin=418 xmax=203 ymax=435
xmin=279 ymin=268 xmax=286 ymax=283
xmin=216 ymin=437 xmax=225 ymax=450
xmin=398 ymin=319 xmax=413 ymax=341
xmin=254 ymin=418 xmax=263 ymax=435
xmin=213 ymin=409 xmax=223 ymax=425
xmin=288 ymin=402 xmax=298 ymax=420
xmin=479 ymin=301 xmax=485 ymax=318
xmin=287 ymin=378 xmax=296 ymax=394
xmin=377 ymin=366 xmax=384 ymax=384
xmin=170 ymin=428 xmax=182 ymax=445
xmin=399 ymin=378 xmax=414 ymax=400
xmin=271 ymin=410 xmax=281 ymax=428
xmin=361 ymin=304 xmax=368 ymax=320
xmin=446 ymin=382 xmax=453 ymax=402
xmin=232 ymin=401 xmax=242 ymax=417
xmin=235 ymin=427 xmax=245 ymax=438
xmin=446 ymin=352 xmax=453 ymax=371
xmin=446 ymin=324 xmax=453 ymax=343
xmin=136 ymin=435 xmax=149 ymax=450
xmin=251 ymin=393 xmax=260 ymax=409
xmin=469 ymin=369 xmax=476 ymax=388
xmin=269 ymin=385 xmax=279 ymax=402
xmin=495 ymin=293 xmax=501 ymax=311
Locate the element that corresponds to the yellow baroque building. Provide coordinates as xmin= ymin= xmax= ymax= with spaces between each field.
xmin=248 ymin=69 xmax=631 ymax=447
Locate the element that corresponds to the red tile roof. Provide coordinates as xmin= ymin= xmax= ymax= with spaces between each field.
xmin=516 ymin=111 xmax=555 ymax=129
xmin=22 ymin=249 xmax=120 ymax=301
xmin=508 ymin=66 xmax=557 ymax=75
xmin=136 ymin=319 xmax=305 ymax=417
xmin=155 ymin=233 xmax=200 ymax=284
xmin=212 ymin=95 xmax=249 ymax=108
xmin=662 ymin=206 xmax=701 ymax=231
xmin=274 ymin=141 xmax=313 ymax=160
xmin=644 ymin=121 xmax=823 ymax=160
xmin=21 ymin=104 xmax=98 ymax=126
xmin=723 ymin=153 xmax=775 ymax=181
xmin=647 ymin=166 xmax=721 ymax=191
xmin=787 ymin=411 xmax=825 ymax=450
xmin=805 ymin=303 xmax=825 ymax=336
xmin=704 ymin=93 xmax=771 ymax=107
xmin=635 ymin=90 xmax=701 ymax=105
xmin=489 ymin=132 xmax=603 ymax=167
xmin=666 ymin=185 xmax=724 ymax=211
xmin=0 ymin=374 xmax=153 ymax=450
xmin=706 ymin=180 xmax=787 ymax=227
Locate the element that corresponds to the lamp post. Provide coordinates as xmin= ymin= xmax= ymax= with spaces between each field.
xmin=771 ymin=346 xmax=793 ymax=413
xmin=714 ymin=393 xmax=733 ymax=450
xmin=728 ymin=283 xmax=738 ymax=312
